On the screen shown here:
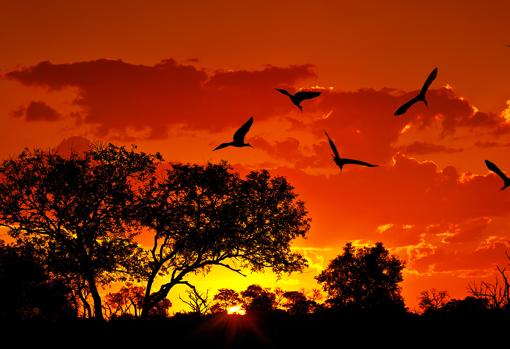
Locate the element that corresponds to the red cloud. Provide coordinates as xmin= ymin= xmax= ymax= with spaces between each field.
xmin=397 ymin=141 xmax=463 ymax=155
xmin=11 ymin=101 xmax=61 ymax=121
xmin=411 ymin=240 xmax=509 ymax=273
xmin=259 ymin=155 xmax=510 ymax=281
xmin=474 ymin=140 xmax=510 ymax=148
xmin=7 ymin=59 xmax=508 ymax=152
xmin=391 ymin=88 xmax=508 ymax=134
xmin=264 ymin=154 xmax=510 ymax=248
xmin=250 ymin=136 xmax=333 ymax=169
xmin=6 ymin=59 xmax=316 ymax=138
xmin=309 ymin=87 xmax=509 ymax=164
xmin=54 ymin=136 xmax=92 ymax=158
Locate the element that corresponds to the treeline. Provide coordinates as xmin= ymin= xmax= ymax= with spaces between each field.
xmin=0 ymin=144 xmax=509 ymax=323
xmin=2 ymin=232 xmax=509 ymax=321
xmin=0 ymin=144 xmax=309 ymax=321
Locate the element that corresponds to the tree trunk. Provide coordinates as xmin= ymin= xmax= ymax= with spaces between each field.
xmin=141 ymin=280 xmax=173 ymax=319
xmin=141 ymin=268 xmax=160 ymax=319
xmin=86 ymin=274 xmax=104 ymax=321
xmin=78 ymin=290 xmax=92 ymax=319
xmin=141 ymin=276 xmax=155 ymax=319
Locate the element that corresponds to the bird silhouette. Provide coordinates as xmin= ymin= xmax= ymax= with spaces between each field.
xmin=276 ymin=88 xmax=321 ymax=111
xmin=485 ymin=160 xmax=510 ymax=190
xmin=394 ymin=67 xmax=438 ymax=116
xmin=324 ymin=131 xmax=377 ymax=171
xmin=213 ymin=117 xmax=254 ymax=151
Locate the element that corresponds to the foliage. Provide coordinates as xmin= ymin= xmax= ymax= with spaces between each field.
xmin=104 ymin=283 xmax=171 ymax=319
xmin=211 ymin=288 xmax=242 ymax=314
xmin=418 ymin=289 xmax=450 ymax=313
xmin=135 ymin=162 xmax=310 ymax=317
xmin=0 ymin=144 xmax=161 ymax=320
xmin=0 ymin=241 xmax=75 ymax=320
xmin=241 ymin=284 xmax=276 ymax=313
xmin=316 ymin=242 xmax=405 ymax=313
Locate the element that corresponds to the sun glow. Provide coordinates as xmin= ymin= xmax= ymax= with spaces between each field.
xmin=227 ymin=306 xmax=246 ymax=315
xmin=501 ymin=100 xmax=510 ymax=122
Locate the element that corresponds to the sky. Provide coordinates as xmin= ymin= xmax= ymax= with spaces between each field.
xmin=1 ymin=0 xmax=510 ymax=312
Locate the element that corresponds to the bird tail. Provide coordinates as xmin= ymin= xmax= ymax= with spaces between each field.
xmin=501 ymin=179 xmax=510 ymax=191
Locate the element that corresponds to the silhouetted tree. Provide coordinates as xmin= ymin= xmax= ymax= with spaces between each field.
xmin=148 ymin=298 xmax=172 ymax=318
xmin=135 ymin=163 xmax=310 ymax=318
xmin=180 ymin=288 xmax=211 ymax=315
xmin=316 ymin=242 xmax=405 ymax=313
xmin=440 ymin=296 xmax=489 ymax=317
xmin=104 ymin=283 xmax=172 ymax=319
xmin=0 ymin=144 xmax=161 ymax=320
xmin=469 ymin=266 xmax=510 ymax=311
xmin=104 ymin=284 xmax=144 ymax=319
xmin=280 ymin=291 xmax=312 ymax=315
xmin=0 ymin=241 xmax=75 ymax=320
xmin=211 ymin=288 xmax=242 ymax=314
xmin=418 ymin=289 xmax=450 ymax=313
xmin=66 ymin=276 xmax=93 ymax=318
xmin=241 ymin=284 xmax=276 ymax=313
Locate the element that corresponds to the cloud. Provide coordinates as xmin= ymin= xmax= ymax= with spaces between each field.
xmin=246 ymin=153 xmax=510 ymax=285
xmin=392 ymin=88 xmax=509 ymax=134
xmin=443 ymin=217 xmax=492 ymax=245
xmin=251 ymin=137 xmax=302 ymax=160
xmin=261 ymin=154 xmax=510 ymax=249
xmin=250 ymin=136 xmax=331 ymax=169
xmin=11 ymin=101 xmax=61 ymax=121
xmin=54 ymin=136 xmax=92 ymax=158
xmin=375 ymin=224 xmax=424 ymax=247
xmin=7 ymin=59 xmax=509 ymax=156
xmin=410 ymin=240 xmax=509 ymax=273
xmin=6 ymin=59 xmax=316 ymax=138
xmin=290 ymin=87 xmax=510 ymax=166
xmin=474 ymin=140 xmax=510 ymax=148
xmin=397 ymin=141 xmax=463 ymax=155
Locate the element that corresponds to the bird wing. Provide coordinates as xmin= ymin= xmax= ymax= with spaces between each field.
xmin=419 ymin=67 xmax=438 ymax=96
xmin=485 ymin=160 xmax=510 ymax=181
xmin=233 ymin=116 xmax=254 ymax=143
xmin=394 ymin=96 xmax=420 ymax=116
xmin=324 ymin=131 xmax=340 ymax=159
xmin=342 ymin=158 xmax=378 ymax=167
xmin=294 ymin=91 xmax=321 ymax=103
xmin=213 ymin=142 xmax=231 ymax=151
xmin=275 ymin=88 xmax=292 ymax=97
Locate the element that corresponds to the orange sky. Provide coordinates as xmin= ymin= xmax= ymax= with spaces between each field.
xmin=1 ymin=0 xmax=510 ymax=312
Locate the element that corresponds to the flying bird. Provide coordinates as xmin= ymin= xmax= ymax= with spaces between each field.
xmin=485 ymin=160 xmax=510 ymax=190
xmin=394 ymin=67 xmax=438 ymax=116
xmin=324 ymin=131 xmax=377 ymax=171
xmin=276 ymin=88 xmax=321 ymax=111
xmin=213 ymin=117 xmax=254 ymax=151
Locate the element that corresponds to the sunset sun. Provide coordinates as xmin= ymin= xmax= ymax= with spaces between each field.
xmin=227 ymin=306 xmax=246 ymax=315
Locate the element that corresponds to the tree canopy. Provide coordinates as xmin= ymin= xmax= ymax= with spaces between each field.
xmin=316 ymin=242 xmax=405 ymax=313
xmin=135 ymin=162 xmax=310 ymax=317
xmin=0 ymin=144 xmax=161 ymax=320
xmin=0 ymin=145 xmax=310 ymax=320
xmin=0 ymin=241 xmax=75 ymax=320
